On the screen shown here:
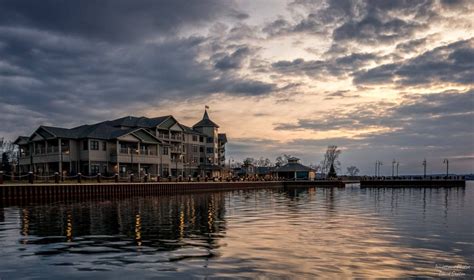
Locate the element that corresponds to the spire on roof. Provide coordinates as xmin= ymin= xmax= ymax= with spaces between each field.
xmin=193 ymin=107 xmax=219 ymax=128
xmin=203 ymin=108 xmax=210 ymax=120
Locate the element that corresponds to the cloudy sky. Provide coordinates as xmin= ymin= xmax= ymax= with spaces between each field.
xmin=0 ymin=0 xmax=473 ymax=175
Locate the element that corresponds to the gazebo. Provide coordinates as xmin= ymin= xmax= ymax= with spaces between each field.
xmin=274 ymin=157 xmax=315 ymax=180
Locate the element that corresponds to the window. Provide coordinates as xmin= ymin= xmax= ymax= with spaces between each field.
xmin=91 ymin=164 xmax=100 ymax=175
xmin=200 ymin=157 xmax=204 ymax=163
xmin=207 ymin=137 xmax=213 ymax=143
xmin=199 ymin=146 xmax=204 ymax=153
xmin=192 ymin=145 xmax=198 ymax=153
xmin=90 ymin=140 xmax=99 ymax=150
xmin=102 ymin=142 xmax=107 ymax=151
xmin=199 ymin=136 xmax=204 ymax=142
xmin=192 ymin=135 xmax=198 ymax=142
xmin=163 ymin=147 xmax=169 ymax=155
xmin=83 ymin=140 xmax=88 ymax=150
xmin=193 ymin=157 xmax=199 ymax=164
xmin=206 ymin=147 xmax=214 ymax=153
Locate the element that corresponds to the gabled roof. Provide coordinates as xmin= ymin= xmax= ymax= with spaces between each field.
xmin=256 ymin=166 xmax=273 ymax=174
xmin=13 ymin=136 xmax=29 ymax=145
xmin=181 ymin=125 xmax=204 ymax=135
xmin=275 ymin=162 xmax=314 ymax=173
xmin=107 ymin=115 xmax=170 ymax=128
xmin=193 ymin=109 xmax=219 ymax=128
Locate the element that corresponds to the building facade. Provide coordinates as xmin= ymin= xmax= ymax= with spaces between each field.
xmin=14 ymin=109 xmax=227 ymax=178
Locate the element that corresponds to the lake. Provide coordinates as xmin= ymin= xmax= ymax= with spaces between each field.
xmin=0 ymin=183 xmax=473 ymax=279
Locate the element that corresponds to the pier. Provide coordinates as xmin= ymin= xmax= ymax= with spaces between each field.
xmin=360 ymin=179 xmax=466 ymax=188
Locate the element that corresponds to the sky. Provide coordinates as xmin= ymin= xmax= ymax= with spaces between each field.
xmin=0 ymin=0 xmax=473 ymax=175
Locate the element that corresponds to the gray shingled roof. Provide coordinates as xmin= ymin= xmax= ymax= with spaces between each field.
xmin=193 ymin=110 xmax=219 ymax=128
xmin=107 ymin=116 xmax=170 ymax=128
xmin=181 ymin=125 xmax=204 ymax=135
xmin=25 ymin=115 xmax=205 ymax=141
xmin=275 ymin=162 xmax=314 ymax=172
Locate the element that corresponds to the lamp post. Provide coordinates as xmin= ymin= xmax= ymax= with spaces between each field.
xmin=208 ymin=156 xmax=213 ymax=178
xmin=396 ymin=161 xmax=399 ymax=177
xmin=422 ymin=159 xmax=427 ymax=178
xmin=375 ymin=161 xmax=378 ymax=177
xmin=228 ymin=156 xmax=234 ymax=179
xmin=175 ymin=153 xmax=183 ymax=179
xmin=377 ymin=161 xmax=383 ymax=177
xmin=443 ymin=159 xmax=449 ymax=179
xmin=60 ymin=141 xmax=64 ymax=181
xmin=392 ymin=159 xmax=396 ymax=178
xmin=160 ymin=145 xmax=163 ymax=177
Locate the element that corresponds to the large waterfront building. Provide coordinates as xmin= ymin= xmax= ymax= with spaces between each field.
xmin=14 ymin=109 xmax=227 ymax=178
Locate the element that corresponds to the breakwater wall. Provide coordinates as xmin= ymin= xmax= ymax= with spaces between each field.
xmin=0 ymin=180 xmax=352 ymax=206
xmin=360 ymin=180 xmax=466 ymax=188
xmin=0 ymin=181 xmax=285 ymax=205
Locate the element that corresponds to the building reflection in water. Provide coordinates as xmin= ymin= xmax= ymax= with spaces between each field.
xmin=16 ymin=192 xmax=227 ymax=252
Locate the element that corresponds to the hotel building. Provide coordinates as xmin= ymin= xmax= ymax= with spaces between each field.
xmin=14 ymin=109 xmax=227 ymax=178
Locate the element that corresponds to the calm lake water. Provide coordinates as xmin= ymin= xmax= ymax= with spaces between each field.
xmin=0 ymin=183 xmax=473 ymax=279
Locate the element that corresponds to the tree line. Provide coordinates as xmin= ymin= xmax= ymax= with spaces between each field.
xmin=236 ymin=145 xmax=360 ymax=177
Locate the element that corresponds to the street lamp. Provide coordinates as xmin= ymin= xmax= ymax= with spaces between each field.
xmin=396 ymin=161 xmax=399 ymax=177
xmin=377 ymin=161 xmax=383 ymax=177
xmin=392 ymin=159 xmax=396 ymax=178
xmin=422 ymin=159 xmax=427 ymax=178
xmin=175 ymin=153 xmax=183 ymax=179
xmin=443 ymin=159 xmax=449 ymax=179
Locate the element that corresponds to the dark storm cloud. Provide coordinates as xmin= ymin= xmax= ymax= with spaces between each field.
xmin=213 ymin=46 xmax=252 ymax=70
xmin=272 ymin=52 xmax=377 ymax=77
xmin=353 ymin=39 xmax=474 ymax=86
xmin=264 ymin=0 xmax=437 ymax=46
xmin=0 ymin=0 xmax=236 ymax=42
xmin=332 ymin=16 xmax=424 ymax=45
xmin=0 ymin=1 xmax=274 ymax=139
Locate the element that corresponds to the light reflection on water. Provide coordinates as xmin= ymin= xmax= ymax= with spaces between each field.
xmin=0 ymin=183 xmax=473 ymax=279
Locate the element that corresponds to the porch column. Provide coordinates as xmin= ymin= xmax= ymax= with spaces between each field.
xmin=116 ymin=140 xmax=120 ymax=175
xmin=69 ymin=140 xmax=72 ymax=173
xmin=58 ymin=138 xmax=62 ymax=176
xmin=138 ymin=163 xmax=141 ymax=179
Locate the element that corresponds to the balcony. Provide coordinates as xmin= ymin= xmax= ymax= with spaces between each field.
xmin=170 ymin=146 xmax=184 ymax=153
xmin=170 ymin=134 xmax=184 ymax=141
xmin=119 ymin=149 xmax=157 ymax=156
xmin=46 ymin=146 xmax=59 ymax=154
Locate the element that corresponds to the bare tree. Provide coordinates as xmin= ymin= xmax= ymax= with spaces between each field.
xmin=321 ymin=145 xmax=341 ymax=175
xmin=275 ymin=154 xmax=291 ymax=167
xmin=255 ymin=157 xmax=272 ymax=167
xmin=346 ymin=166 xmax=360 ymax=176
xmin=1 ymin=139 xmax=17 ymax=173
xmin=243 ymin=157 xmax=255 ymax=166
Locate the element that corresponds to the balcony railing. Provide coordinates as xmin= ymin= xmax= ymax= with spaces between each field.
xmin=170 ymin=134 xmax=184 ymax=141
xmin=170 ymin=147 xmax=183 ymax=153
xmin=119 ymin=148 xmax=157 ymax=156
